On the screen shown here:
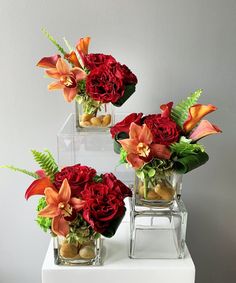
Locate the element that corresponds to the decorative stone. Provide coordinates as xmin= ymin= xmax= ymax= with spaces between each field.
xmin=79 ymin=245 xmax=95 ymax=259
xmin=90 ymin=117 xmax=102 ymax=126
xmin=154 ymin=184 xmax=175 ymax=201
xmin=80 ymin=121 xmax=91 ymax=127
xmin=102 ymin=114 xmax=111 ymax=126
xmin=81 ymin=113 xmax=93 ymax=122
xmin=60 ymin=242 xmax=78 ymax=258
xmin=147 ymin=191 xmax=161 ymax=200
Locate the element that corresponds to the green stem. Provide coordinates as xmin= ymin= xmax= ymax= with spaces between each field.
xmin=144 ymin=175 xmax=148 ymax=199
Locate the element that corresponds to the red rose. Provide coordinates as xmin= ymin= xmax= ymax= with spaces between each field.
xmin=54 ymin=164 xmax=96 ymax=197
xmin=81 ymin=174 xmax=131 ymax=237
xmin=110 ymin=113 xmax=143 ymax=138
xmin=81 ymin=182 xmax=125 ymax=237
xmin=86 ymin=61 xmax=137 ymax=104
xmin=83 ymin=53 xmax=116 ymax=70
xmin=144 ymin=114 xmax=181 ymax=146
xmin=102 ymin=173 xmax=132 ymax=198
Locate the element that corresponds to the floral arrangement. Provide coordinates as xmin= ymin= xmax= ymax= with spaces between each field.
xmin=37 ymin=29 xmax=137 ymax=128
xmin=110 ymin=89 xmax=222 ymax=201
xmin=2 ymin=150 xmax=131 ymax=259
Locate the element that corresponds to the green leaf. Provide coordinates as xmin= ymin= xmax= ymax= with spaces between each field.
xmin=0 ymin=165 xmax=39 ymax=179
xmin=93 ymin=175 xmax=103 ymax=183
xmin=174 ymin=151 xmax=209 ymax=174
xmin=41 ymin=28 xmax=67 ymax=56
xmin=119 ymin=148 xmax=128 ymax=164
xmin=170 ymin=142 xmax=205 ymax=157
xmin=112 ymin=84 xmax=136 ymax=107
xmin=171 ymin=89 xmax=202 ymax=127
xmin=31 ymin=149 xmax=59 ymax=181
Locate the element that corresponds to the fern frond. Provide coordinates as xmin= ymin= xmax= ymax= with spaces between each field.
xmin=171 ymin=89 xmax=203 ymax=127
xmin=0 ymin=165 xmax=39 ymax=179
xmin=170 ymin=142 xmax=205 ymax=157
xmin=41 ymin=28 xmax=67 ymax=55
xmin=31 ymin=149 xmax=59 ymax=181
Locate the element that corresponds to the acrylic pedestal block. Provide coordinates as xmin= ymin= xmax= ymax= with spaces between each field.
xmin=42 ymin=222 xmax=195 ymax=283
xmin=129 ymin=199 xmax=187 ymax=259
xmin=57 ymin=113 xmax=134 ymax=184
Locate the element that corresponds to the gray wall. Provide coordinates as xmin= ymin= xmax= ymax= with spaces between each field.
xmin=0 ymin=0 xmax=235 ymax=282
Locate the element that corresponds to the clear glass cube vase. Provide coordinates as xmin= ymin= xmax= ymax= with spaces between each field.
xmin=75 ymin=101 xmax=114 ymax=131
xmin=129 ymin=199 xmax=187 ymax=259
xmin=134 ymin=172 xmax=183 ymax=208
xmin=53 ymin=235 xmax=103 ymax=266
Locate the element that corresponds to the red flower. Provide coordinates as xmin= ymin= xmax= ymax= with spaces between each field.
xmin=81 ymin=175 xmax=131 ymax=237
xmin=86 ymin=61 xmax=137 ymax=104
xmin=144 ymin=114 xmax=181 ymax=146
xmin=54 ymin=164 xmax=96 ymax=197
xmin=110 ymin=113 xmax=143 ymax=138
xmin=83 ymin=53 xmax=116 ymax=70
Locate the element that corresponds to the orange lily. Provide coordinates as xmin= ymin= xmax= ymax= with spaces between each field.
xmin=76 ymin=36 xmax=91 ymax=56
xmin=38 ymin=179 xmax=85 ymax=237
xmin=25 ymin=177 xmax=54 ymax=200
xmin=190 ymin=120 xmax=222 ymax=141
xmin=183 ymin=104 xmax=217 ymax=133
xmin=36 ymin=54 xmax=61 ymax=68
xmin=64 ymin=51 xmax=82 ymax=68
xmin=119 ymin=123 xmax=171 ymax=169
xmin=46 ymin=58 xmax=86 ymax=102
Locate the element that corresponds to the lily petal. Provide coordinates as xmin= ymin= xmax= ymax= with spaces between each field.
xmin=25 ymin=177 xmax=54 ymax=200
xmin=190 ymin=120 xmax=222 ymax=141
xmin=58 ymin=179 xmax=71 ymax=203
xmin=150 ymin=144 xmax=171 ymax=160
xmin=71 ymin=67 xmax=87 ymax=81
xmin=52 ymin=215 xmax=69 ymax=237
xmin=44 ymin=187 xmax=59 ymax=205
xmin=64 ymin=51 xmax=82 ymax=68
xmin=138 ymin=124 xmax=153 ymax=145
xmin=45 ymin=68 xmax=61 ymax=79
xmin=126 ymin=153 xmax=145 ymax=169
xmin=76 ymin=37 xmax=91 ymax=55
xmin=183 ymin=104 xmax=217 ymax=133
xmin=36 ymin=54 xmax=61 ymax=68
xmin=63 ymin=87 xmax=77 ymax=102
xmin=160 ymin=102 xmax=173 ymax=118
xmin=38 ymin=204 xmax=60 ymax=218
xmin=70 ymin=198 xmax=85 ymax=211
xmin=56 ymin=58 xmax=70 ymax=75
xmin=48 ymin=81 xmax=64 ymax=90
xmin=118 ymin=138 xmax=138 ymax=154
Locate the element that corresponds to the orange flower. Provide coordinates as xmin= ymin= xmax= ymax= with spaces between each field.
xmin=183 ymin=104 xmax=217 ymax=133
xmin=46 ymin=58 xmax=86 ymax=102
xmin=25 ymin=177 xmax=54 ymax=200
xmin=76 ymin=36 xmax=91 ymax=55
xmin=189 ymin=120 xmax=222 ymax=141
xmin=64 ymin=51 xmax=82 ymax=68
xmin=119 ymin=123 xmax=171 ymax=169
xmin=38 ymin=179 xmax=85 ymax=237
xmin=36 ymin=54 xmax=61 ymax=68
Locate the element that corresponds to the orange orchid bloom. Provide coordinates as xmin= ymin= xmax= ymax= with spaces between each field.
xmin=190 ymin=120 xmax=222 ymax=141
xmin=36 ymin=54 xmax=61 ymax=68
xmin=183 ymin=104 xmax=217 ymax=133
xmin=45 ymin=58 xmax=86 ymax=102
xmin=119 ymin=123 xmax=171 ymax=169
xmin=38 ymin=179 xmax=85 ymax=237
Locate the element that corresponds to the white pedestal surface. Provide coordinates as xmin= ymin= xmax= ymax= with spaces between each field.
xmin=42 ymin=222 xmax=195 ymax=283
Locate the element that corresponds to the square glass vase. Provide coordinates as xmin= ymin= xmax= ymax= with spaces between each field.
xmin=129 ymin=199 xmax=187 ymax=259
xmin=134 ymin=172 xmax=183 ymax=208
xmin=53 ymin=236 xmax=103 ymax=266
xmin=75 ymin=101 xmax=114 ymax=131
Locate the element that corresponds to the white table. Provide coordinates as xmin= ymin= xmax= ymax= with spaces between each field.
xmin=42 ymin=222 xmax=195 ymax=283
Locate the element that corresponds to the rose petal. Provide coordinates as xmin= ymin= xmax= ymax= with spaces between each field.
xmin=183 ymin=104 xmax=217 ymax=133
xmin=160 ymin=102 xmax=173 ymax=118
xmin=36 ymin=54 xmax=61 ymax=68
xmin=189 ymin=119 xmax=222 ymax=141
